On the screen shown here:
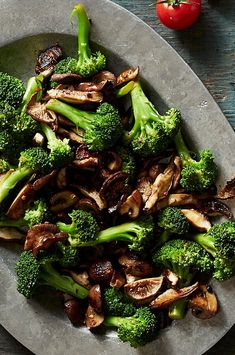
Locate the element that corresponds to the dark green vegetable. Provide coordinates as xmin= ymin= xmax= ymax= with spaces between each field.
xmin=16 ymin=251 xmax=89 ymax=299
xmin=124 ymin=81 xmax=181 ymax=157
xmin=0 ymin=72 xmax=25 ymax=108
xmin=116 ymin=146 xmax=136 ymax=183
xmin=46 ymin=100 xmax=123 ymax=151
xmin=174 ymin=130 xmax=217 ymax=192
xmin=55 ymin=241 xmax=80 ymax=268
xmin=191 ymin=221 xmax=235 ymax=281
xmin=103 ymin=307 xmax=158 ymax=348
xmin=104 ymin=288 xmax=136 ymax=317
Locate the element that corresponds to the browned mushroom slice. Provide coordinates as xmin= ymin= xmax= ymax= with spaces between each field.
xmin=24 ymin=223 xmax=67 ymax=256
xmin=181 ymin=209 xmax=211 ymax=232
xmin=116 ymin=67 xmax=139 ymax=86
xmin=119 ymin=189 xmax=142 ymax=219
xmin=144 ymin=162 xmax=175 ymax=211
xmin=92 ymin=71 xmax=117 ymax=87
xmin=124 ymin=277 xmax=164 ymax=304
xmin=27 ymin=96 xmax=58 ymax=130
xmin=118 ymin=253 xmax=153 ymax=278
xmin=76 ymin=80 xmax=108 ymax=92
xmin=73 ymin=144 xmax=99 ymax=169
xmin=216 ymin=177 xmax=235 ymax=200
xmin=110 ymin=270 xmax=126 ymax=289
xmin=57 ymin=127 xmax=84 ymax=144
xmin=148 ymin=164 xmax=164 ymax=181
xmin=156 ymin=193 xmax=199 ymax=210
xmin=78 ymin=187 xmax=106 ymax=210
xmin=188 ymin=285 xmax=218 ymax=319
xmin=89 ymin=285 xmax=103 ymax=314
xmin=150 ymin=282 xmax=199 ymax=309
xmin=89 ymin=260 xmax=114 ymax=283
xmin=6 ymin=171 xmax=57 ymax=220
xmin=0 ymin=227 xmax=25 ymax=242
xmin=99 ymin=171 xmax=129 ymax=208
xmin=75 ymin=198 xmax=100 ymax=216
xmin=163 ymin=269 xmax=179 ymax=288
xmin=106 ymin=151 xmax=122 ymax=172
xmin=64 ymin=297 xmax=86 ymax=326
xmin=172 ymin=156 xmax=181 ymax=190
xmin=35 ymin=45 xmax=63 ymax=76
xmin=47 ymin=89 xmax=103 ymax=104
xmin=199 ymin=200 xmax=233 ymax=219
xmin=51 ymin=73 xmax=82 ymax=85
xmin=50 ymin=191 xmax=79 ymax=213
xmin=67 ymin=270 xmax=91 ymax=289
xmin=85 ymin=305 xmax=104 ymax=329
xmin=137 ymin=177 xmax=153 ymax=203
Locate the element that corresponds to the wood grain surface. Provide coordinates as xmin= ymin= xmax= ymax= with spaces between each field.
xmin=0 ymin=0 xmax=235 ymax=354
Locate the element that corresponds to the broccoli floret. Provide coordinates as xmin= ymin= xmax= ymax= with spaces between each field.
xmin=191 ymin=221 xmax=235 ymax=281
xmin=0 ymin=147 xmax=50 ymax=203
xmin=103 ymin=307 xmax=158 ymax=348
xmin=123 ymin=81 xmax=181 ymax=157
xmin=0 ymin=72 xmax=25 ymax=108
xmin=156 ymin=207 xmax=190 ymax=247
xmin=41 ymin=123 xmax=73 ymax=168
xmin=104 ymin=288 xmax=136 ymax=317
xmin=0 ymin=158 xmax=12 ymax=173
xmin=116 ymin=146 xmax=136 ymax=183
xmin=16 ymin=250 xmax=89 ymax=299
xmin=57 ymin=210 xmax=154 ymax=252
xmin=52 ymin=4 xmax=106 ymax=83
xmin=55 ymin=241 xmax=80 ymax=268
xmin=174 ymin=130 xmax=217 ymax=192
xmin=46 ymin=100 xmax=123 ymax=151
xmin=153 ymin=239 xmax=213 ymax=319
xmin=0 ymin=199 xmax=50 ymax=229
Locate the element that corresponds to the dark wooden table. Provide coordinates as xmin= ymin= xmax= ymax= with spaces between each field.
xmin=0 ymin=0 xmax=234 ymax=354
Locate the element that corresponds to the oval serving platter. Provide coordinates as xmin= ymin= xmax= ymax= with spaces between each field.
xmin=0 ymin=1 xmax=235 ymax=354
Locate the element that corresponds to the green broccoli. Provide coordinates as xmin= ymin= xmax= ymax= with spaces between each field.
xmin=0 ymin=72 xmax=25 ymax=108
xmin=0 ymin=158 xmax=12 ymax=173
xmin=191 ymin=221 xmax=235 ymax=281
xmin=55 ymin=241 xmax=80 ymax=268
xmin=46 ymin=100 xmax=123 ymax=151
xmin=57 ymin=209 xmax=154 ymax=252
xmin=123 ymin=81 xmax=181 ymax=157
xmin=16 ymin=250 xmax=89 ymax=299
xmin=174 ymin=130 xmax=217 ymax=192
xmin=41 ymin=123 xmax=73 ymax=168
xmin=0 ymin=147 xmax=50 ymax=203
xmin=104 ymin=288 xmax=136 ymax=317
xmin=103 ymin=307 xmax=158 ymax=348
xmin=52 ymin=4 xmax=106 ymax=82
xmin=152 ymin=239 xmax=213 ymax=319
xmin=156 ymin=207 xmax=190 ymax=247
xmin=0 ymin=199 xmax=49 ymax=229
xmin=116 ymin=146 xmax=136 ymax=183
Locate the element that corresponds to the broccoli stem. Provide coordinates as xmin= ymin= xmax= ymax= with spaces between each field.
xmin=168 ymin=299 xmax=187 ymax=320
xmin=174 ymin=130 xmax=193 ymax=165
xmin=103 ymin=316 xmax=122 ymax=328
xmin=0 ymin=167 xmax=31 ymax=203
xmin=192 ymin=233 xmax=216 ymax=257
xmin=41 ymin=123 xmax=60 ymax=147
xmin=157 ymin=230 xmax=171 ymax=247
xmin=71 ymin=4 xmax=91 ymax=65
xmin=40 ymin=263 xmax=89 ymax=299
xmin=0 ymin=218 xmax=25 ymax=228
xmin=46 ymin=99 xmax=92 ymax=130
xmin=20 ymin=76 xmax=42 ymax=114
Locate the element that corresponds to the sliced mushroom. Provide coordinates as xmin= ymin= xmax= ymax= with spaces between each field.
xmin=75 ymin=198 xmax=100 ymax=216
xmin=76 ymin=80 xmax=108 ymax=92
xmin=110 ymin=270 xmax=126 ymax=289
xmin=150 ymin=282 xmax=199 ymax=309
xmin=124 ymin=276 xmax=164 ymax=304
xmin=156 ymin=193 xmax=199 ymax=210
xmin=216 ymin=177 xmax=235 ymax=200
xmin=50 ymin=191 xmax=79 ymax=213
xmin=47 ymin=89 xmax=103 ymax=104
xmin=35 ymin=45 xmax=63 ymax=76
xmin=199 ymin=200 xmax=233 ymax=219
xmin=85 ymin=305 xmax=104 ymax=329
xmin=118 ymin=253 xmax=153 ymax=278
xmin=27 ymin=95 xmax=58 ymax=130
xmin=0 ymin=227 xmax=25 ymax=242
xmin=125 ymin=274 xmax=141 ymax=284
xmin=51 ymin=73 xmax=82 ymax=84
xmin=172 ymin=156 xmax=181 ymax=190
xmin=105 ymin=151 xmax=122 ymax=172
xmin=88 ymin=260 xmax=114 ymax=283
xmin=181 ymin=209 xmax=211 ymax=232
xmin=78 ymin=187 xmax=106 ymax=210
xmin=119 ymin=189 xmax=142 ymax=219
xmin=57 ymin=127 xmax=84 ymax=144
xmin=92 ymin=71 xmax=117 ymax=88
xmin=137 ymin=177 xmax=153 ymax=203
xmin=99 ymin=172 xmax=129 ymax=208
xmin=188 ymin=285 xmax=218 ymax=319
xmin=73 ymin=145 xmax=99 ymax=169
xmin=56 ymin=168 xmax=68 ymax=189
xmin=24 ymin=223 xmax=67 ymax=256
xmin=163 ymin=269 xmax=179 ymax=289
xmin=116 ymin=67 xmax=139 ymax=86
xmin=67 ymin=270 xmax=91 ymax=289
xmin=64 ymin=297 xmax=86 ymax=326
xmin=89 ymin=284 xmax=103 ymax=314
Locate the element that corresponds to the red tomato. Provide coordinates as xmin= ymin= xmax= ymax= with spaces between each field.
xmin=156 ymin=0 xmax=201 ymax=30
